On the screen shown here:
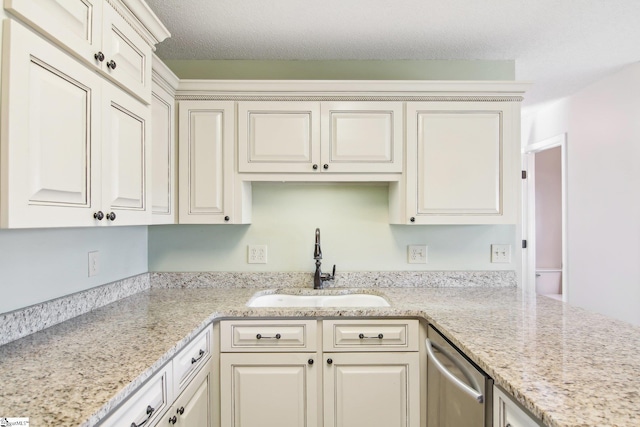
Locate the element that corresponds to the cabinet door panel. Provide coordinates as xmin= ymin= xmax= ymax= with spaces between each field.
xmin=102 ymin=4 xmax=151 ymax=102
xmin=151 ymin=85 xmax=175 ymax=223
xmin=321 ymin=102 xmax=402 ymax=173
xmin=1 ymin=20 xmax=101 ymax=228
xmin=178 ymin=101 xmax=234 ymax=223
xmin=5 ymin=0 xmax=102 ymax=63
xmin=405 ymin=102 xmax=515 ymax=224
xmin=175 ymin=370 xmax=211 ymax=427
xmin=238 ymin=101 xmax=320 ymax=173
xmin=418 ymin=111 xmax=501 ymax=214
xmin=220 ymin=353 xmax=318 ymax=427
xmin=102 ymin=85 xmax=150 ymax=224
xmin=324 ymin=352 xmax=419 ymax=427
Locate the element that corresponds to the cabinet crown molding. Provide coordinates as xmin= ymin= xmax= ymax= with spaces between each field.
xmin=176 ymin=79 xmax=531 ymax=102
xmin=107 ymin=0 xmax=171 ymax=48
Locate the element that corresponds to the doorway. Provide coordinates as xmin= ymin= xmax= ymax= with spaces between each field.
xmin=523 ymin=134 xmax=568 ymax=301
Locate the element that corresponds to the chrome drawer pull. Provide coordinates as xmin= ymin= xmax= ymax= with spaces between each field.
xmin=256 ymin=333 xmax=281 ymax=340
xmin=359 ymin=333 xmax=384 ymax=339
xmin=191 ymin=349 xmax=205 ymax=364
xmin=130 ymin=405 xmax=154 ymax=427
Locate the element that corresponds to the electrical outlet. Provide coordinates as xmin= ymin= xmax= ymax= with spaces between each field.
xmin=88 ymin=251 xmax=99 ymax=277
xmin=491 ymin=244 xmax=511 ymax=263
xmin=248 ymin=245 xmax=268 ymax=264
xmin=408 ymin=245 xmax=428 ymax=264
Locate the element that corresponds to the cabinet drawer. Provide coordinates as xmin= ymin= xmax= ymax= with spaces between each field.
xmin=220 ymin=320 xmax=317 ymax=352
xmin=173 ymin=324 xmax=213 ymax=396
xmin=101 ymin=364 xmax=172 ymax=427
xmin=323 ymin=319 xmax=418 ymax=352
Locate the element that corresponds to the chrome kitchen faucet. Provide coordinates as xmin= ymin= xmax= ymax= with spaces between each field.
xmin=313 ymin=228 xmax=335 ymax=289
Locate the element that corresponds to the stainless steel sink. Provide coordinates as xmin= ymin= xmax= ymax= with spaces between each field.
xmin=246 ymin=293 xmax=390 ymax=308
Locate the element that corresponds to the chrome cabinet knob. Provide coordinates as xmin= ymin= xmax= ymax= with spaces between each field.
xmin=107 ymin=60 xmax=117 ymax=69
xmin=106 ymin=212 xmax=116 ymax=221
xmin=93 ymin=211 xmax=104 ymax=220
xmin=94 ymin=51 xmax=105 ymax=62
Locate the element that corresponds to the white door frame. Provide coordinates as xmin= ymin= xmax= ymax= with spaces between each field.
xmin=522 ymin=133 xmax=568 ymax=301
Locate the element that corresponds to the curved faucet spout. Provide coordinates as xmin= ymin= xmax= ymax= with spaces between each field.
xmin=314 ymin=228 xmax=322 ymax=260
xmin=313 ymin=228 xmax=335 ymax=289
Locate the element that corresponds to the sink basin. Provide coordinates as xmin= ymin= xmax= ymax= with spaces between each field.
xmin=247 ymin=293 xmax=390 ymax=308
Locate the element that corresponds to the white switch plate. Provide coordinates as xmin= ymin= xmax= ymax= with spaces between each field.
xmin=491 ymin=244 xmax=511 ymax=263
xmin=88 ymin=251 xmax=99 ymax=276
xmin=248 ymin=245 xmax=267 ymax=264
xmin=408 ymin=245 xmax=428 ymax=264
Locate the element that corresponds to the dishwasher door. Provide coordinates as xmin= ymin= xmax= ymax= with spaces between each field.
xmin=426 ymin=325 xmax=493 ymax=427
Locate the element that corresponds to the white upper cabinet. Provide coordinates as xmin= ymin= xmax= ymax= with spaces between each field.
xmin=3 ymin=0 xmax=103 ymax=60
xmin=178 ymin=101 xmax=235 ymax=224
xmin=4 ymin=0 xmax=163 ymax=102
xmin=237 ymin=101 xmax=403 ymax=174
xmin=394 ymin=101 xmax=518 ymax=224
xmin=320 ymin=102 xmax=403 ymax=173
xmin=0 ymin=20 xmax=151 ymax=227
xmin=1 ymin=20 xmax=102 ymax=228
xmin=238 ymin=101 xmax=320 ymax=173
xmin=151 ymin=57 xmax=179 ymax=224
xmin=99 ymin=3 xmax=151 ymax=101
xmin=101 ymin=83 xmax=151 ymax=225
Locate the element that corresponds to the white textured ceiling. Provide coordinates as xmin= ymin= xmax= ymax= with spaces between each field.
xmin=145 ymin=0 xmax=640 ymax=106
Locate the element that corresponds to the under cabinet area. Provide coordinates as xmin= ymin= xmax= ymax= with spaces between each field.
xmin=237 ymin=101 xmax=403 ymax=174
xmin=219 ymin=318 xmax=420 ymax=427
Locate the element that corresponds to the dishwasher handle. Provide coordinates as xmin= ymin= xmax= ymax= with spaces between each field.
xmin=425 ymin=338 xmax=484 ymax=404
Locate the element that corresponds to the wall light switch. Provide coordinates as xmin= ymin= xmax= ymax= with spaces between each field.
xmin=491 ymin=244 xmax=511 ymax=263
xmin=248 ymin=245 xmax=267 ymax=264
xmin=408 ymin=245 xmax=428 ymax=264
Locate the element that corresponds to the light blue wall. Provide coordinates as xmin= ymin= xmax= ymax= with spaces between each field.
xmin=149 ymin=183 xmax=515 ymax=272
xmin=0 ymin=227 xmax=148 ymax=313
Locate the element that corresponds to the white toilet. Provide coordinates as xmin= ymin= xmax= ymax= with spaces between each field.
xmin=535 ymin=269 xmax=562 ymax=300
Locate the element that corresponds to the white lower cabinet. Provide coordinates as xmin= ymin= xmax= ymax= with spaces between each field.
xmin=166 ymin=360 xmax=212 ymax=426
xmin=323 ymin=352 xmax=419 ymax=427
xmin=100 ymin=363 xmax=173 ymax=427
xmin=220 ymin=319 xmax=420 ymax=427
xmin=101 ymin=325 xmax=213 ymax=427
xmin=493 ymin=386 xmax=543 ymax=427
xmin=220 ymin=352 xmax=319 ymax=427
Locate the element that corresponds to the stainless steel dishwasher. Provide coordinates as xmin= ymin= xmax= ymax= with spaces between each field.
xmin=426 ymin=325 xmax=493 ymax=427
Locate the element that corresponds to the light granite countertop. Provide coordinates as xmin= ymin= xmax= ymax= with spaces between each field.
xmin=1 ymin=279 xmax=639 ymax=427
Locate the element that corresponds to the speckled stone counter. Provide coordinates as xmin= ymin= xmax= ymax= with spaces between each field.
xmin=1 ymin=276 xmax=639 ymax=427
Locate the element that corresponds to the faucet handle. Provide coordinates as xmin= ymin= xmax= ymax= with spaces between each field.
xmin=331 ymin=264 xmax=336 ymax=279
